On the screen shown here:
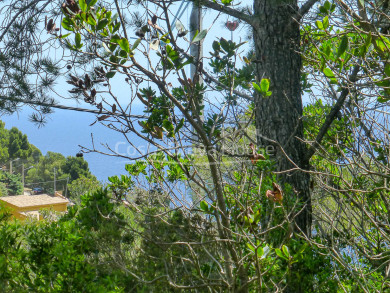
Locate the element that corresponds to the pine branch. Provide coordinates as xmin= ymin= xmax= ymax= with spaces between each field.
xmin=193 ymin=0 xmax=255 ymax=25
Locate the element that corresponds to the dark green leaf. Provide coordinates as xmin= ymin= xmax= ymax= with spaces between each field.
xmin=97 ymin=19 xmax=109 ymax=31
xmin=337 ymin=36 xmax=349 ymax=57
xmin=175 ymin=118 xmax=185 ymax=133
xmin=106 ymin=71 xmax=116 ymax=78
xmin=324 ymin=0 xmax=331 ymax=10
xmin=75 ymin=33 xmax=82 ymax=48
xmin=88 ymin=0 xmax=97 ymax=6
xmin=220 ymin=38 xmax=229 ymax=51
xmin=385 ymin=63 xmax=390 ymax=77
xmin=212 ymin=41 xmax=220 ymax=52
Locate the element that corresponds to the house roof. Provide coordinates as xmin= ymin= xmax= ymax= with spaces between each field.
xmin=0 ymin=194 xmax=69 ymax=208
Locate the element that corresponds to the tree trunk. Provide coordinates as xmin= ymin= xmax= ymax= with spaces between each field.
xmin=253 ymin=0 xmax=311 ymax=236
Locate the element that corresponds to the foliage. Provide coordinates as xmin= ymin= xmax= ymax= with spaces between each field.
xmin=0 ymin=170 xmax=23 ymax=195
xmin=68 ymin=175 xmax=101 ymax=201
xmin=25 ymin=152 xmax=94 ymax=193
xmin=0 ymin=120 xmax=39 ymax=165
xmin=0 ymin=182 xmax=8 ymax=197
xmin=0 ymin=188 xmax=136 ymax=292
xmin=62 ymin=156 xmax=95 ymax=181
xmin=1 ymin=0 xmax=390 ymax=291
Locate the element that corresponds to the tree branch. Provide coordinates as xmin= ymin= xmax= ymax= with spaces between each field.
xmin=298 ymin=0 xmax=319 ymax=19
xmin=193 ymin=0 xmax=255 ymax=25
xmin=304 ymin=64 xmax=360 ymax=162
xmin=0 ymin=0 xmax=50 ymax=43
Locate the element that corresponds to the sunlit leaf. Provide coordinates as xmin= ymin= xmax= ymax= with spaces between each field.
xmin=260 ymin=79 xmax=270 ymax=92
xmin=192 ymin=29 xmax=207 ymax=43
xmin=200 ymin=200 xmax=209 ymax=212
xmin=79 ymin=0 xmax=87 ymax=12
xmin=118 ymin=38 xmax=130 ymax=53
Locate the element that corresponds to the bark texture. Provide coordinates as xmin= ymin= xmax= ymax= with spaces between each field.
xmin=253 ymin=0 xmax=311 ymax=236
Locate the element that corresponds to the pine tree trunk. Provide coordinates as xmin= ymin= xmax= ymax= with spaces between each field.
xmin=253 ymin=0 xmax=312 ymax=236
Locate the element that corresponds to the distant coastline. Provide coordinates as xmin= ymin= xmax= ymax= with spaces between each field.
xmin=0 ymin=106 xmax=146 ymax=182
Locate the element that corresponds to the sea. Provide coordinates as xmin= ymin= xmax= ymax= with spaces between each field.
xmin=0 ymin=105 xmax=147 ymax=182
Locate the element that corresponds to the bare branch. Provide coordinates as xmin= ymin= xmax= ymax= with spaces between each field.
xmin=298 ymin=0 xmax=319 ymax=19
xmin=304 ymin=64 xmax=360 ymax=162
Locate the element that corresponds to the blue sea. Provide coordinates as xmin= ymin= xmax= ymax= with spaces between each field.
xmin=0 ymin=105 xmax=147 ymax=182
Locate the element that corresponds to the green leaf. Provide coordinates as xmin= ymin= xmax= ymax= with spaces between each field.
xmin=75 ymin=33 xmax=82 ymax=48
xmin=87 ymin=15 xmax=96 ymax=26
xmin=79 ymin=0 xmax=87 ymax=12
xmin=252 ymin=82 xmax=262 ymax=93
xmin=61 ymin=18 xmax=74 ymax=31
xmin=324 ymin=0 xmax=331 ymax=10
xmin=256 ymin=246 xmax=264 ymax=258
xmin=110 ymin=34 xmax=121 ymax=44
xmin=221 ymin=0 xmax=233 ymax=5
xmin=97 ymin=19 xmax=109 ymax=31
xmin=118 ymin=38 xmax=130 ymax=53
xmin=323 ymin=16 xmax=329 ymax=29
xmin=282 ymin=245 xmax=290 ymax=257
xmin=260 ymin=79 xmax=270 ymax=92
xmin=192 ymin=29 xmax=207 ymax=43
xmin=175 ymin=118 xmax=185 ymax=133
xmin=212 ymin=41 xmax=220 ymax=52
xmin=319 ymin=6 xmax=328 ymax=14
xmin=261 ymin=245 xmax=270 ymax=259
xmin=102 ymin=42 xmax=111 ymax=53
xmin=58 ymin=33 xmax=71 ymax=39
xmin=378 ymin=96 xmax=390 ymax=103
xmin=247 ymin=243 xmax=255 ymax=252
xmin=323 ymin=67 xmax=337 ymax=84
xmin=275 ymin=248 xmax=288 ymax=260
xmin=220 ymin=38 xmax=229 ymax=51
xmin=384 ymin=63 xmax=390 ymax=77
xmin=337 ymin=36 xmax=349 ymax=57
xmin=106 ymin=71 xmax=116 ymax=78
xmin=87 ymin=0 xmax=97 ymax=6
xmin=162 ymin=120 xmax=174 ymax=136
xmin=200 ymin=200 xmax=209 ymax=212
xmin=131 ymin=38 xmax=140 ymax=50
xmin=315 ymin=20 xmax=324 ymax=30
